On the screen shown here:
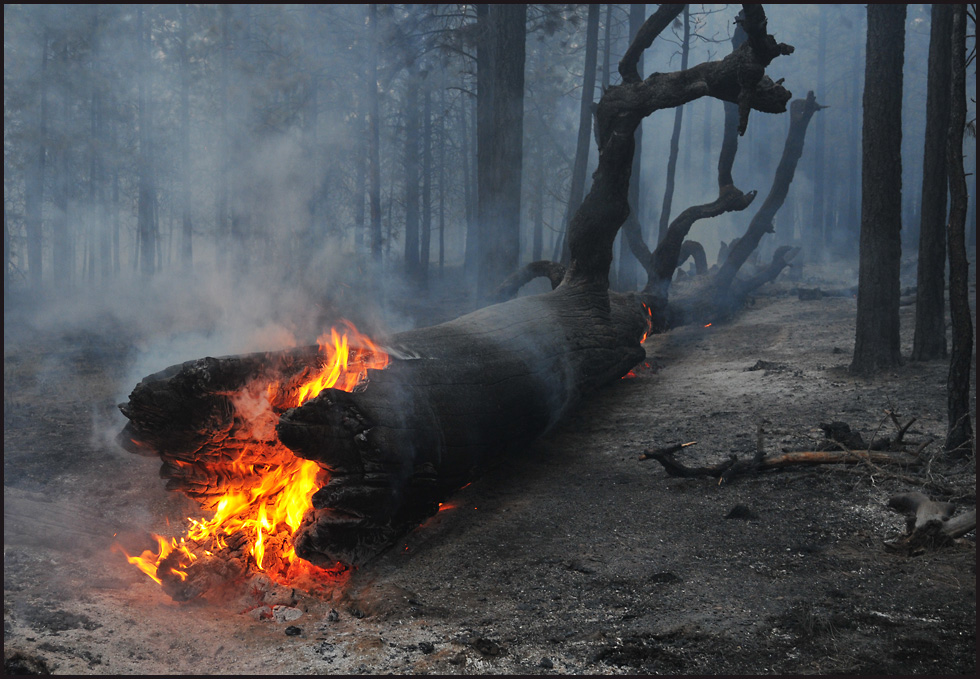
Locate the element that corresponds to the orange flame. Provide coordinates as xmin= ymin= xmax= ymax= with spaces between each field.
xmin=119 ymin=322 xmax=389 ymax=591
xmin=639 ymin=302 xmax=654 ymax=343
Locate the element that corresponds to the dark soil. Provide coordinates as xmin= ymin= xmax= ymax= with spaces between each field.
xmin=4 ymin=267 xmax=976 ymax=675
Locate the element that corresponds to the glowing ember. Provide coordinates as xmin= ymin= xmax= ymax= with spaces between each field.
xmin=117 ymin=322 xmax=389 ymax=591
xmin=639 ymin=303 xmax=654 ymax=343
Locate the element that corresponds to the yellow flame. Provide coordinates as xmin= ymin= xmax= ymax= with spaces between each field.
xmin=120 ymin=322 xmax=388 ymax=589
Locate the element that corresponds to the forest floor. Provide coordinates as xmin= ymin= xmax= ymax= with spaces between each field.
xmin=4 ymin=261 xmax=976 ymax=676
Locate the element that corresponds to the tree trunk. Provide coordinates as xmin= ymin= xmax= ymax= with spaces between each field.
xmin=214 ymin=7 xmax=227 ymax=269
xmin=462 ymin=92 xmax=478 ymax=278
xmin=51 ymin=29 xmax=72 ymax=288
xmin=531 ymin=140 xmax=545 ymax=262
xmin=477 ymin=4 xmax=526 ymax=296
xmin=421 ymin=87 xmax=432 ymax=288
xmin=912 ymin=4 xmax=953 ymax=362
xmin=657 ymin=5 xmax=691 ymax=245
xmin=178 ymin=4 xmax=193 ymax=270
xmin=558 ymin=4 xmax=600 ymax=265
xmin=809 ymin=8 xmax=827 ymax=253
xmin=367 ymin=4 xmax=383 ymax=264
xmin=25 ymin=26 xmax=49 ymax=290
xmin=944 ymin=4 xmax=973 ymax=455
xmin=403 ymin=81 xmax=421 ymax=282
xmin=851 ymin=4 xmax=905 ymax=376
xmin=437 ymin=85 xmax=446 ymax=273
xmin=137 ymin=5 xmax=157 ymax=278
xmin=843 ymin=18 xmax=863 ymax=253
xmin=616 ymin=3 xmax=647 ymax=292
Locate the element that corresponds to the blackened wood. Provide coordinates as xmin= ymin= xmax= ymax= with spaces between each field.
xmin=944 ymin=4 xmax=973 ymax=455
xmin=278 ymin=285 xmax=647 ymax=565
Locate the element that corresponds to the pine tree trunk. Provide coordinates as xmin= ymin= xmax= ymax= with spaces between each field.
xmin=851 ymin=4 xmax=906 ymax=375
xmin=403 ymin=81 xmax=421 ymax=281
xmin=944 ymin=4 xmax=974 ymax=455
xmin=912 ymin=3 xmax=953 ymax=362
xmin=477 ymin=4 xmax=526 ymax=296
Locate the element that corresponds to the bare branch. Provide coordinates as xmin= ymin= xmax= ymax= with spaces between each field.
xmin=619 ymin=4 xmax=686 ymax=84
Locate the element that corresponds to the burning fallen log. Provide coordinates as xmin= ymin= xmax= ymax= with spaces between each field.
xmin=117 ymin=5 xmax=795 ymax=598
xmin=119 ymin=286 xmax=647 ymax=581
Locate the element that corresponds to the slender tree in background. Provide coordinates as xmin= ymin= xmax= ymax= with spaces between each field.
xmin=944 ymin=3 xmax=973 ymax=455
xmin=809 ymin=8 xmax=828 ymax=253
xmin=368 ymin=4 xmax=383 ymax=264
xmin=420 ymin=86 xmax=432 ymax=287
xmin=215 ymin=5 xmax=231 ymax=268
xmin=437 ymin=85 xmax=446 ymax=273
xmin=403 ymin=80 xmax=420 ymax=281
xmin=178 ymin=4 xmax=193 ymax=269
xmin=4 ymin=207 xmax=10 ymax=297
xmin=136 ymin=5 xmax=157 ymax=277
xmin=50 ymin=24 xmax=72 ymax=287
xmin=24 ymin=25 xmax=49 ymax=289
xmin=86 ymin=5 xmax=109 ymax=282
xmin=657 ymin=4 xmax=691 ymax=245
xmin=851 ymin=4 xmax=906 ymax=376
xmin=476 ymin=4 xmax=526 ymax=296
xmin=912 ymin=4 xmax=954 ymax=362
xmin=617 ymin=3 xmax=646 ymax=292
xmin=557 ymin=4 xmax=599 ymax=265
xmin=844 ymin=19 xmax=863 ymax=250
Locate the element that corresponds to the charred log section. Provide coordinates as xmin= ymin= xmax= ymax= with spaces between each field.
xmin=279 ymin=285 xmax=646 ymax=565
xmin=118 ymin=347 xmax=322 ymax=505
xmin=119 ymin=5 xmax=794 ymax=570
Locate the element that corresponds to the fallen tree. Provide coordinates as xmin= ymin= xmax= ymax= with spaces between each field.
xmin=119 ymin=5 xmax=795 ymax=570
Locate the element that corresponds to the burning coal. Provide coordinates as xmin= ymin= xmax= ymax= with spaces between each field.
xmin=115 ymin=322 xmax=388 ymax=600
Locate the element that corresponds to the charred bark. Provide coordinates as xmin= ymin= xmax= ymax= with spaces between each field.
xmin=850 ymin=4 xmax=906 ymax=375
xmin=944 ymin=4 xmax=974 ymax=456
xmin=912 ymin=4 xmax=953 ymax=362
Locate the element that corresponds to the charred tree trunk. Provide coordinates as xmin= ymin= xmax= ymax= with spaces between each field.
xmin=944 ymin=4 xmax=973 ymax=456
xmin=476 ymin=4 xmax=526 ymax=296
xmin=120 ymin=5 xmax=794 ymax=570
xmin=912 ymin=3 xmax=953 ymax=362
xmin=851 ymin=4 xmax=906 ymax=375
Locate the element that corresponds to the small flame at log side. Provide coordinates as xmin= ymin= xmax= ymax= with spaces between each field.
xmin=117 ymin=321 xmax=389 ymax=590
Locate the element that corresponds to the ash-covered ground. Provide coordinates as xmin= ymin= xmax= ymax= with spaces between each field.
xmin=4 ymin=265 xmax=976 ymax=675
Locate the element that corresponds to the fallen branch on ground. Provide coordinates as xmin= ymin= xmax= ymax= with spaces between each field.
xmin=885 ymin=491 xmax=976 ymax=554
xmin=641 ymin=442 xmax=919 ymax=485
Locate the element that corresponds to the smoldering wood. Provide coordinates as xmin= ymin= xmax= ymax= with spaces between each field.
xmin=119 ymin=5 xmax=795 ymax=571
